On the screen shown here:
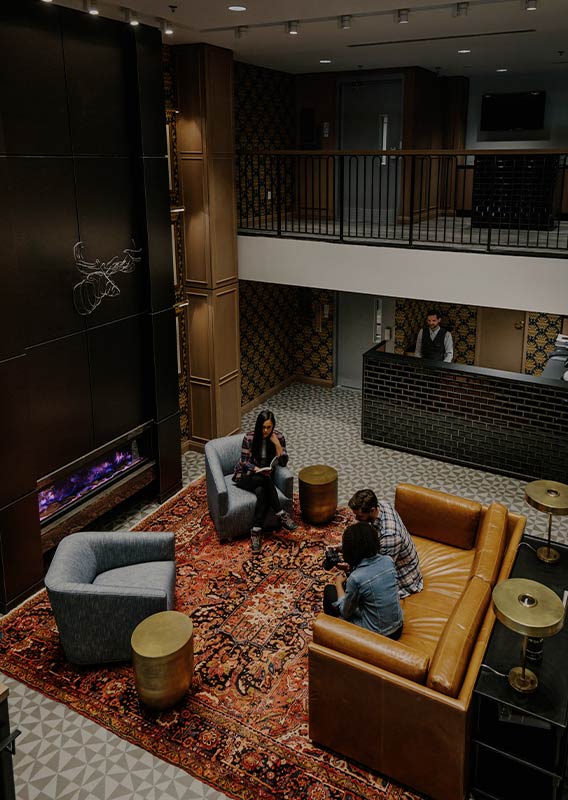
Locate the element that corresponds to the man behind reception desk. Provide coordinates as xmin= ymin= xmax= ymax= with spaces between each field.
xmin=415 ymin=308 xmax=454 ymax=363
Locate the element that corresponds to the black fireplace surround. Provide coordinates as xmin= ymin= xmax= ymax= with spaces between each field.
xmin=362 ymin=348 xmax=568 ymax=484
xmin=0 ymin=2 xmax=182 ymax=611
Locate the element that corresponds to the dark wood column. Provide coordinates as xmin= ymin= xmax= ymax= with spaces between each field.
xmin=176 ymin=44 xmax=241 ymax=450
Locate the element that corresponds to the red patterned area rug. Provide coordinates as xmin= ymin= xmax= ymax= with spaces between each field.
xmin=0 ymin=478 xmax=421 ymax=800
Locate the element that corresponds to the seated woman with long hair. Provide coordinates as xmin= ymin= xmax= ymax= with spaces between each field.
xmin=233 ymin=410 xmax=297 ymax=555
xmin=324 ymin=522 xmax=403 ymax=639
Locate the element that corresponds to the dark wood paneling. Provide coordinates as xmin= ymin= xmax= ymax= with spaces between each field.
xmin=0 ymin=159 xmax=25 ymax=360
xmin=176 ymin=47 xmax=204 ymax=154
xmin=0 ymin=356 xmax=35 ymax=508
xmin=205 ymin=47 xmax=234 ymax=155
xmin=0 ymin=2 xmax=70 ymax=155
xmin=133 ymin=26 xmax=168 ymax=157
xmin=150 ymin=309 xmax=180 ymax=421
xmin=88 ymin=315 xmax=151 ymax=446
xmin=143 ymin=157 xmax=175 ymax=313
xmin=0 ymin=492 xmax=43 ymax=612
xmin=28 ymin=334 xmax=94 ymax=479
xmin=74 ymin=157 xmax=148 ymax=325
xmin=154 ymin=413 xmax=182 ymax=501
xmin=8 ymin=157 xmax=83 ymax=346
xmin=61 ymin=8 xmax=134 ymax=156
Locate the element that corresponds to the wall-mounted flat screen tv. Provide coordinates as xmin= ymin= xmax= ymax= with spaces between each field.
xmin=480 ymin=90 xmax=546 ymax=132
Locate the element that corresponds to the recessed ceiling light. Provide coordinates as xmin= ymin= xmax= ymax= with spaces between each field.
xmin=40 ymin=0 xmax=53 ymax=3
xmin=396 ymin=8 xmax=409 ymax=23
xmin=456 ymin=2 xmax=469 ymax=16
xmin=320 ymin=59 xmax=332 ymax=64
xmin=228 ymin=5 xmax=247 ymax=11
xmin=287 ymin=20 xmax=299 ymax=35
xmin=160 ymin=19 xmax=174 ymax=35
xmin=124 ymin=9 xmax=139 ymax=26
xmin=83 ymin=0 xmax=99 ymax=12
xmin=524 ymin=0 xmax=537 ymax=10
xmin=496 ymin=68 xmax=508 ymax=72
xmin=458 ymin=49 xmax=471 ymax=54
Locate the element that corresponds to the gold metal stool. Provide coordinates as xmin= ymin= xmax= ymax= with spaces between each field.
xmin=131 ymin=611 xmax=193 ymax=710
xmin=524 ymin=480 xmax=568 ymax=564
xmin=298 ymin=465 xmax=338 ymax=525
xmin=492 ymin=578 xmax=565 ymax=694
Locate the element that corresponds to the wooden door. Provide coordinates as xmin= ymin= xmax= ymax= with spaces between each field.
xmin=476 ymin=308 xmax=526 ymax=372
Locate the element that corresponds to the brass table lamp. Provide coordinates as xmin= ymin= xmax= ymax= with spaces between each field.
xmin=492 ymin=578 xmax=565 ymax=694
xmin=525 ymin=480 xmax=568 ymax=564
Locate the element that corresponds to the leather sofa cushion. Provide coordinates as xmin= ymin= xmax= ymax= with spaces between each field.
xmin=426 ymin=577 xmax=491 ymax=698
xmin=312 ymin=614 xmax=430 ymax=684
xmin=471 ymin=502 xmax=508 ymax=586
xmin=413 ymin=536 xmax=475 ymax=601
xmin=395 ymin=484 xmax=481 ymax=550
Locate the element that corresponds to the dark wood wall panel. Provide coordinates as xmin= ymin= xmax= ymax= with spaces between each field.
xmin=8 ymin=157 xmax=82 ymax=346
xmin=0 ymin=159 xmax=26 ymax=360
xmin=88 ymin=315 xmax=151 ymax=446
xmin=0 ymin=493 xmax=43 ymax=610
xmin=61 ymin=10 xmax=133 ymax=156
xmin=0 ymin=357 xmax=35 ymax=508
xmin=0 ymin=5 xmax=70 ymax=156
xmin=150 ymin=309 xmax=180 ymax=421
xmin=142 ymin=157 xmax=175 ymax=312
xmin=28 ymin=334 xmax=94 ymax=479
xmin=133 ymin=26 xmax=168 ymax=157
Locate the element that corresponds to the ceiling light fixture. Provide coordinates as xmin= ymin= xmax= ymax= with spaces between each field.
xmin=458 ymin=49 xmax=471 ymax=54
xmin=524 ymin=0 xmax=537 ymax=9
xmin=496 ymin=68 xmax=508 ymax=72
xmin=228 ymin=5 xmax=247 ymax=11
xmin=456 ymin=2 xmax=469 ymax=15
xmin=125 ymin=9 xmax=139 ymax=26
xmin=160 ymin=19 xmax=174 ymax=35
xmin=83 ymin=0 xmax=99 ymax=14
xmin=396 ymin=9 xmax=409 ymax=24
xmin=338 ymin=15 xmax=352 ymax=30
xmin=287 ymin=20 xmax=299 ymax=35
xmin=234 ymin=25 xmax=248 ymax=38
xmin=320 ymin=59 xmax=332 ymax=64
xmin=40 ymin=0 xmax=53 ymax=3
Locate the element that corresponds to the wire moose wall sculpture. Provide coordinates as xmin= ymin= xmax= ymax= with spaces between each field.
xmin=72 ymin=241 xmax=142 ymax=316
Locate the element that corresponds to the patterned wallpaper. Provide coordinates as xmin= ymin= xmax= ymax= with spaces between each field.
xmin=524 ymin=312 xmax=563 ymax=376
xmin=163 ymin=45 xmax=189 ymax=440
xmin=395 ymin=299 xmax=478 ymax=364
xmin=240 ymin=281 xmax=334 ymax=405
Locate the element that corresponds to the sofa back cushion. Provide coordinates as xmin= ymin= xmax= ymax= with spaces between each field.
xmin=312 ymin=614 xmax=430 ymax=684
xmin=426 ymin=577 xmax=491 ymax=697
xmin=395 ymin=483 xmax=481 ymax=550
xmin=471 ymin=502 xmax=508 ymax=586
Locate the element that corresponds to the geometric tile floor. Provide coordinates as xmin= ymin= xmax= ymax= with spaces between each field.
xmin=4 ymin=382 xmax=567 ymax=799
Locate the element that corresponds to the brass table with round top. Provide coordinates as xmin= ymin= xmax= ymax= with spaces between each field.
xmin=298 ymin=464 xmax=338 ymax=525
xmin=131 ymin=610 xmax=193 ymax=710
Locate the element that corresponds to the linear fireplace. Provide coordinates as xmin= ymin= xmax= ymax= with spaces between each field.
xmin=38 ymin=424 xmax=156 ymax=551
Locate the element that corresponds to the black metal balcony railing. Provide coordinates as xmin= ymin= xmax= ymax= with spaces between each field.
xmin=236 ymin=150 xmax=568 ymax=255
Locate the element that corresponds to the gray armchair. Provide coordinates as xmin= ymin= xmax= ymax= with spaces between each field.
xmin=45 ymin=531 xmax=176 ymax=665
xmin=205 ymin=433 xmax=294 ymax=542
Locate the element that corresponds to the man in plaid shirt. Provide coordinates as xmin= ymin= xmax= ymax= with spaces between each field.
xmin=348 ymin=489 xmax=423 ymax=598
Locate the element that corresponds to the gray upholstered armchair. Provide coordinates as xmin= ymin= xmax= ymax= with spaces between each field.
xmin=45 ymin=531 xmax=176 ymax=665
xmin=205 ymin=433 xmax=294 ymax=542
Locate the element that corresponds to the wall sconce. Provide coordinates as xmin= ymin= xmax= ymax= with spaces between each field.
xmin=338 ymin=15 xmax=352 ymax=30
xmin=396 ymin=8 xmax=409 ymax=23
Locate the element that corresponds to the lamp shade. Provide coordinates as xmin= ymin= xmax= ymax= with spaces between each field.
xmin=493 ymin=578 xmax=565 ymax=639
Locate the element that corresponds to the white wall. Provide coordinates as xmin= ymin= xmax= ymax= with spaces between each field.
xmin=238 ymin=235 xmax=568 ymax=316
xmin=466 ymin=71 xmax=568 ymax=149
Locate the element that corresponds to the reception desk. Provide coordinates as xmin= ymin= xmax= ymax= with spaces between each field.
xmin=362 ymin=348 xmax=568 ymax=483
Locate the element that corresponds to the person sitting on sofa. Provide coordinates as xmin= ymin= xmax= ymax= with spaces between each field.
xmin=233 ymin=409 xmax=297 ymax=555
xmin=348 ymin=489 xmax=423 ymax=598
xmin=323 ymin=522 xmax=403 ymax=639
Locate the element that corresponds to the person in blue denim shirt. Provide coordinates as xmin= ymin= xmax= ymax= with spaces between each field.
xmin=323 ymin=523 xmax=403 ymax=639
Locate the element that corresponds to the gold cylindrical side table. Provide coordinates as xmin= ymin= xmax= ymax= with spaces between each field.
xmin=131 ymin=610 xmax=193 ymax=710
xmin=299 ymin=464 xmax=338 ymax=525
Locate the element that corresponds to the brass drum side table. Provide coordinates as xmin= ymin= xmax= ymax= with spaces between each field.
xmin=131 ymin=610 xmax=194 ymax=710
xmin=299 ymin=465 xmax=338 ymax=525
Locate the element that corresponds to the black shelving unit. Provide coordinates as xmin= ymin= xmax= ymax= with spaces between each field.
xmin=471 ymin=536 xmax=568 ymax=800
xmin=472 ymin=154 xmax=562 ymax=231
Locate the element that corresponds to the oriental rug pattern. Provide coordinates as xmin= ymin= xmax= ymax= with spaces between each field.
xmin=0 ymin=479 xmax=420 ymax=800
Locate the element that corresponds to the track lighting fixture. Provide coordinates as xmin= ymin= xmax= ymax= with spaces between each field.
xmin=455 ymin=2 xmax=469 ymax=16
xmin=83 ymin=0 xmax=99 ymax=15
xmin=160 ymin=19 xmax=174 ymax=35
xmin=287 ymin=20 xmax=299 ymax=35
xmin=234 ymin=25 xmax=248 ymax=39
xmin=338 ymin=15 xmax=352 ymax=30
xmin=125 ymin=9 xmax=139 ymax=26
xmin=396 ymin=8 xmax=409 ymax=24
xmin=524 ymin=0 xmax=537 ymax=9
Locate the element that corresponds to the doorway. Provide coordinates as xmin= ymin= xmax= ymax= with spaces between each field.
xmin=336 ymin=292 xmax=377 ymax=389
xmin=476 ymin=308 xmax=527 ymax=372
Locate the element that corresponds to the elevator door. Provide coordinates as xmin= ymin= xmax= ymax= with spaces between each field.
xmin=336 ymin=292 xmax=377 ymax=390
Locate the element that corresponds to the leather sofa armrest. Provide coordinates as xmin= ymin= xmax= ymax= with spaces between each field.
xmin=312 ymin=614 xmax=430 ymax=684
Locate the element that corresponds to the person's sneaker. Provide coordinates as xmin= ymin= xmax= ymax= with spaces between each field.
xmin=250 ymin=530 xmax=262 ymax=555
xmin=279 ymin=511 xmax=298 ymax=532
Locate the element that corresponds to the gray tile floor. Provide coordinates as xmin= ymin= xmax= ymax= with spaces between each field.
xmin=3 ymin=382 xmax=566 ymax=800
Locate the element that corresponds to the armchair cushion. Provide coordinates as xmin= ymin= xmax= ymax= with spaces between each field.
xmin=93 ymin=561 xmax=176 ymax=608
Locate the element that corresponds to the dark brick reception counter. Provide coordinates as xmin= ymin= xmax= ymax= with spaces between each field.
xmin=362 ymin=348 xmax=568 ymax=482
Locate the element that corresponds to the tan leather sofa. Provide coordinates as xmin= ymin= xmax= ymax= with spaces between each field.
xmin=309 ymin=483 xmax=526 ymax=800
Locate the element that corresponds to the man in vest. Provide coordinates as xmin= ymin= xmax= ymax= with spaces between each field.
xmin=414 ymin=308 xmax=453 ymax=363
